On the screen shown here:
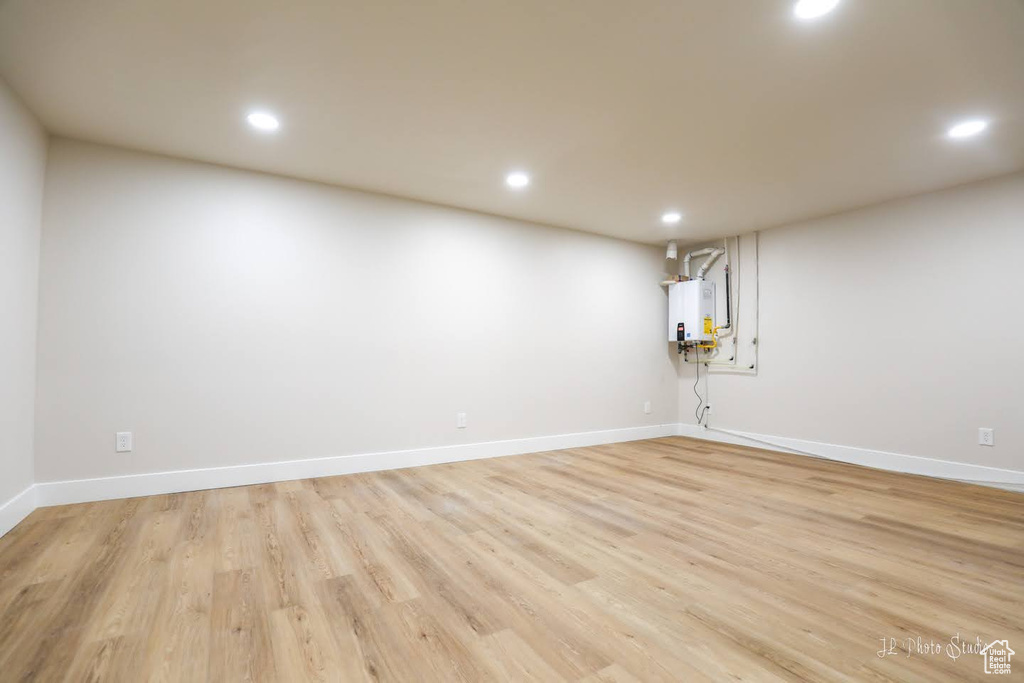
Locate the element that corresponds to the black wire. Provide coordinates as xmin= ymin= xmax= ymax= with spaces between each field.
xmin=693 ymin=351 xmax=709 ymax=426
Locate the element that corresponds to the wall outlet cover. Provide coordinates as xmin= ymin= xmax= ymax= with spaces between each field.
xmin=978 ymin=428 xmax=994 ymax=447
xmin=456 ymin=412 xmax=467 ymax=429
xmin=116 ymin=431 xmax=133 ymax=452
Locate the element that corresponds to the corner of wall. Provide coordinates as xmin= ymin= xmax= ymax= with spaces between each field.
xmin=0 ymin=76 xmax=48 ymax=536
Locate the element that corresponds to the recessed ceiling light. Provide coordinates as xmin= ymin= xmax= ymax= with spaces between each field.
xmin=505 ymin=171 xmax=530 ymax=189
xmin=947 ymin=119 xmax=989 ymax=139
xmin=661 ymin=211 xmax=683 ymax=225
xmin=247 ymin=111 xmax=280 ymax=132
xmin=793 ymin=0 xmax=840 ymax=20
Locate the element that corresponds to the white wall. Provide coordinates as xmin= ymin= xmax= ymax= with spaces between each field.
xmin=679 ymin=172 xmax=1024 ymax=472
xmin=35 ymin=139 xmax=678 ymax=482
xmin=28 ymin=137 xmax=1023 ymax=491
xmin=0 ymin=78 xmax=46 ymax=505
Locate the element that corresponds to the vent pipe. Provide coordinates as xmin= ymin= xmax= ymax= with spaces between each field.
xmin=682 ymin=247 xmax=725 ymax=279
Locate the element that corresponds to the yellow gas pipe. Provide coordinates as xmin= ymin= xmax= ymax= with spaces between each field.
xmin=698 ymin=326 xmax=723 ymax=350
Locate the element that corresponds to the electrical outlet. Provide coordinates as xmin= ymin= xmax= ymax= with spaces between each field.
xmin=116 ymin=431 xmax=133 ymax=452
xmin=456 ymin=412 xmax=467 ymax=429
xmin=643 ymin=400 xmax=652 ymax=415
xmin=978 ymin=428 xmax=994 ymax=447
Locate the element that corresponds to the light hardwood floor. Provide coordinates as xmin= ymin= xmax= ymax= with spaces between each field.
xmin=0 ymin=437 xmax=1021 ymax=682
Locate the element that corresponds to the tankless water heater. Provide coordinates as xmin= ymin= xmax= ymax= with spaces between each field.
xmin=668 ymin=280 xmax=716 ymax=342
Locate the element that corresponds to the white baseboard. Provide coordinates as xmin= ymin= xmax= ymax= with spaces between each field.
xmin=34 ymin=423 xmax=679 ymax=508
xmin=676 ymin=423 xmax=1024 ymax=492
xmin=7 ymin=420 xmax=1020 ymax=538
xmin=0 ymin=485 xmax=37 ymax=537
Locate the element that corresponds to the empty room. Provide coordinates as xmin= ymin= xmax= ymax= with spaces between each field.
xmin=1 ymin=0 xmax=1022 ymax=680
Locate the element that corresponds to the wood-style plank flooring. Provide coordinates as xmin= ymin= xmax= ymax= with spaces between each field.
xmin=1 ymin=437 xmax=1022 ymax=681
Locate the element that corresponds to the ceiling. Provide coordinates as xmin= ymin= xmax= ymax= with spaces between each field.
xmin=1 ymin=0 xmax=1023 ymax=244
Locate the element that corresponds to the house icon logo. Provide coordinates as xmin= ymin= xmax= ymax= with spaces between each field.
xmin=980 ymin=640 xmax=1014 ymax=675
